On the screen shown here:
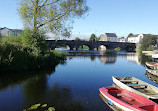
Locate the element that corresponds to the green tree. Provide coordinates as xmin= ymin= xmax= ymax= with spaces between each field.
xmin=120 ymin=37 xmax=125 ymax=39
xmin=18 ymin=0 xmax=88 ymax=36
xmin=89 ymin=34 xmax=97 ymax=41
xmin=96 ymin=36 xmax=100 ymax=41
xmin=140 ymin=34 xmax=156 ymax=51
xmin=127 ymin=33 xmax=133 ymax=37
xmin=75 ymin=37 xmax=81 ymax=41
xmin=151 ymin=35 xmax=158 ymax=45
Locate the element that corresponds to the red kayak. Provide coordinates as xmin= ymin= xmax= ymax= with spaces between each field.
xmin=99 ymin=87 xmax=158 ymax=111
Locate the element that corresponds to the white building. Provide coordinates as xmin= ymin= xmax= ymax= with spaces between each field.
xmin=99 ymin=33 xmax=118 ymax=42
xmin=127 ymin=34 xmax=143 ymax=43
xmin=118 ymin=37 xmax=126 ymax=42
xmin=0 ymin=27 xmax=22 ymax=37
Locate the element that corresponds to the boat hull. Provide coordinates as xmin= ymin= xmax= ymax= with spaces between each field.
xmin=99 ymin=93 xmax=122 ymax=111
xmin=99 ymin=87 xmax=158 ymax=111
xmin=100 ymin=91 xmax=133 ymax=111
xmin=146 ymin=68 xmax=158 ymax=76
xmin=145 ymin=62 xmax=158 ymax=76
xmin=145 ymin=71 xmax=158 ymax=84
xmin=112 ymin=76 xmax=158 ymax=99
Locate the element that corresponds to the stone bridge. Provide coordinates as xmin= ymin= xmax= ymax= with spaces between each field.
xmin=46 ymin=40 xmax=136 ymax=51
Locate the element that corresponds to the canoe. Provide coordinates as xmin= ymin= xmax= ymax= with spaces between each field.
xmin=112 ymin=76 xmax=158 ymax=99
xmin=152 ymin=54 xmax=158 ymax=58
xmin=99 ymin=87 xmax=158 ymax=111
xmin=145 ymin=62 xmax=158 ymax=76
xmin=145 ymin=71 xmax=158 ymax=84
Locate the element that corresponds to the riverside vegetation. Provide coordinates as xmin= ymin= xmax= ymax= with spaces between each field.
xmin=139 ymin=34 xmax=158 ymax=51
xmin=0 ymin=29 xmax=66 ymax=72
xmin=0 ymin=0 xmax=88 ymax=72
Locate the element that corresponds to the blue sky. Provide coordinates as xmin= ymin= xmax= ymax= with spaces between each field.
xmin=0 ymin=0 xmax=158 ymax=39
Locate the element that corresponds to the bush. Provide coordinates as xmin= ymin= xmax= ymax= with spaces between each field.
xmin=0 ymin=45 xmax=66 ymax=71
xmin=147 ymin=45 xmax=153 ymax=51
xmin=20 ymin=29 xmax=48 ymax=56
xmin=0 ymin=29 xmax=66 ymax=72
xmin=140 ymin=34 xmax=157 ymax=51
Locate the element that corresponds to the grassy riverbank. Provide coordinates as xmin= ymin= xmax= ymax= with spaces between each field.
xmin=0 ymin=29 xmax=66 ymax=72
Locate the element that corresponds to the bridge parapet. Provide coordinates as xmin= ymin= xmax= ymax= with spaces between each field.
xmin=46 ymin=40 xmax=136 ymax=51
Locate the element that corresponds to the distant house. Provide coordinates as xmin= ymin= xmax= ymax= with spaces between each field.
xmin=127 ymin=34 xmax=143 ymax=43
xmin=0 ymin=27 xmax=22 ymax=37
xmin=118 ymin=37 xmax=126 ymax=42
xmin=99 ymin=33 xmax=118 ymax=42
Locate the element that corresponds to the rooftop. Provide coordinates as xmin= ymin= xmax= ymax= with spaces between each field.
xmin=0 ymin=27 xmax=22 ymax=31
xmin=105 ymin=33 xmax=117 ymax=37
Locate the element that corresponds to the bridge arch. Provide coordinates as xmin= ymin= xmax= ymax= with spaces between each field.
xmin=55 ymin=44 xmax=70 ymax=50
xmin=98 ymin=45 xmax=107 ymax=51
xmin=124 ymin=46 xmax=136 ymax=52
xmin=77 ymin=43 xmax=98 ymax=50
xmin=78 ymin=45 xmax=90 ymax=50
xmin=98 ymin=44 xmax=123 ymax=51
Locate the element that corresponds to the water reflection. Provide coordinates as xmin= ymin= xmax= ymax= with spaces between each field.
xmin=99 ymin=55 xmax=116 ymax=64
xmin=0 ymin=71 xmax=84 ymax=111
xmin=127 ymin=53 xmax=141 ymax=64
xmin=139 ymin=53 xmax=152 ymax=65
xmin=0 ymin=69 xmax=55 ymax=91
xmin=90 ymin=55 xmax=96 ymax=61
xmin=125 ymin=52 xmax=152 ymax=65
xmin=67 ymin=51 xmax=146 ymax=65
xmin=0 ymin=51 xmax=149 ymax=111
xmin=23 ymin=75 xmax=47 ymax=106
xmin=23 ymin=80 xmax=84 ymax=111
xmin=61 ymin=50 xmax=153 ymax=66
xmin=46 ymin=84 xmax=84 ymax=111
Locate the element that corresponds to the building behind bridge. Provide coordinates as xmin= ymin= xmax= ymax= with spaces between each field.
xmin=118 ymin=37 xmax=126 ymax=42
xmin=99 ymin=33 xmax=118 ymax=42
xmin=0 ymin=27 xmax=22 ymax=37
xmin=127 ymin=34 xmax=143 ymax=43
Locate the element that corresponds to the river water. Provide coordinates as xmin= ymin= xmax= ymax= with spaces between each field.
xmin=0 ymin=51 xmax=157 ymax=111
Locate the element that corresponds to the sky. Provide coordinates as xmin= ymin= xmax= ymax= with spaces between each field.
xmin=0 ymin=0 xmax=158 ymax=39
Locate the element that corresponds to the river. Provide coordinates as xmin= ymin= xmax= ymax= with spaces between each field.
xmin=0 ymin=51 xmax=157 ymax=111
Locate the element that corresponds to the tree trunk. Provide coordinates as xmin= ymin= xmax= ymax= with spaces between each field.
xmin=33 ymin=0 xmax=39 ymax=32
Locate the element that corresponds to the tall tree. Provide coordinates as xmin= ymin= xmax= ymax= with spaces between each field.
xmin=75 ymin=37 xmax=81 ymax=41
xmin=140 ymin=34 xmax=156 ymax=51
xmin=18 ymin=0 xmax=88 ymax=36
xmin=89 ymin=34 xmax=97 ymax=41
xmin=127 ymin=33 xmax=133 ymax=37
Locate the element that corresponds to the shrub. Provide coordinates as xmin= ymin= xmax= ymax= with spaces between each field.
xmin=147 ymin=45 xmax=153 ymax=51
xmin=0 ymin=29 xmax=66 ymax=72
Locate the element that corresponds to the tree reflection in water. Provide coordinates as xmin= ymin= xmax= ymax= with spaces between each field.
xmin=0 ymin=68 xmax=55 ymax=91
xmin=23 ymin=79 xmax=83 ymax=111
xmin=90 ymin=55 xmax=96 ymax=61
xmin=23 ymin=74 xmax=47 ymax=106
xmin=46 ymin=84 xmax=83 ymax=111
xmin=139 ymin=53 xmax=152 ymax=65
xmin=0 ymin=56 xmax=66 ymax=91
